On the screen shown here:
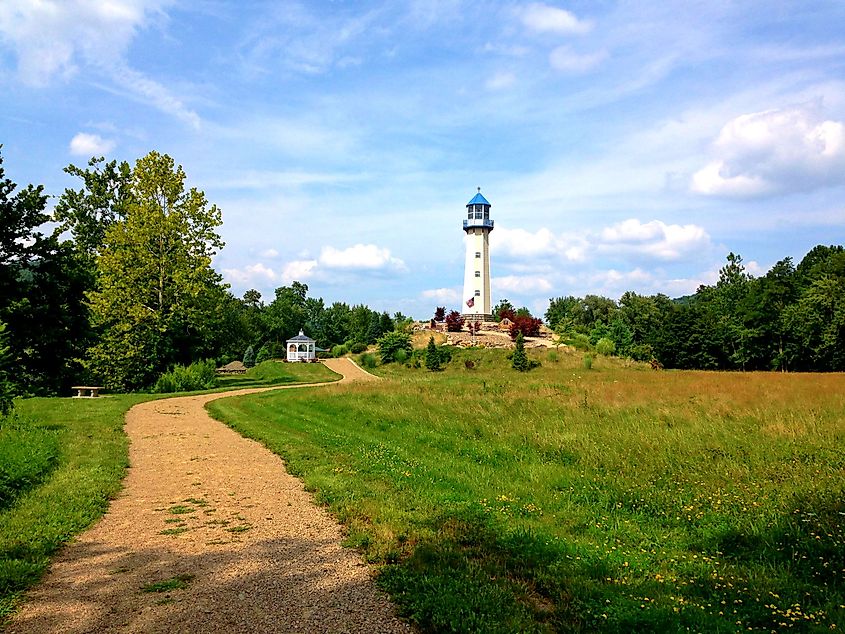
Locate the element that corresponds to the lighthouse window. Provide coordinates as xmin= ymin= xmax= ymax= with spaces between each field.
xmin=474 ymin=290 xmax=481 ymax=296
xmin=475 ymin=271 xmax=480 ymax=277
xmin=475 ymin=252 xmax=481 ymax=258
xmin=467 ymin=208 xmax=473 ymax=219
xmin=483 ymin=208 xmax=489 ymax=219
xmin=475 ymin=209 xmax=482 ymax=219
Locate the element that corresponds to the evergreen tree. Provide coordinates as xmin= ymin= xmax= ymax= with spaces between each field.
xmin=425 ymin=336 xmax=441 ymax=371
xmin=243 ymin=345 xmax=256 ymax=368
xmin=0 ymin=321 xmax=15 ymax=416
xmin=512 ymin=332 xmax=529 ymax=371
xmin=255 ymin=344 xmax=271 ymax=364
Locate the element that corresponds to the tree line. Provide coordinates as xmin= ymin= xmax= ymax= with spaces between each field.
xmin=0 ymin=149 xmax=403 ymax=397
xmin=545 ymin=248 xmax=845 ymax=371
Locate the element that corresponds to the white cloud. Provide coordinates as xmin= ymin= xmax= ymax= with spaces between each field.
xmin=519 ymin=3 xmax=592 ymax=35
xmin=598 ymin=219 xmax=711 ymax=260
xmin=69 ymin=132 xmax=115 ymax=156
xmin=486 ymin=71 xmax=516 ymax=91
xmin=260 ymin=248 xmax=279 ymax=258
xmin=318 ymin=243 xmax=405 ymax=270
xmin=549 ymin=46 xmax=607 ymax=73
xmin=491 ymin=227 xmax=586 ymax=260
xmin=281 ymin=259 xmax=318 ymax=282
xmin=222 ymin=262 xmax=279 ymax=286
xmin=493 ymin=275 xmax=553 ymax=294
xmin=0 ymin=0 xmax=200 ymax=128
xmin=492 ymin=219 xmax=708 ymax=264
xmin=421 ymin=287 xmax=459 ymax=302
xmin=691 ymin=106 xmax=845 ymax=197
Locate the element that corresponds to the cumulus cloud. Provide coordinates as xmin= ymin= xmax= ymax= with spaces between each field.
xmin=491 ymin=227 xmax=587 ymax=261
xmin=493 ymin=219 xmax=708 ymax=264
xmin=69 ymin=132 xmax=115 ymax=156
xmin=691 ymin=106 xmax=845 ymax=197
xmin=549 ymin=46 xmax=607 ymax=73
xmin=222 ymin=262 xmax=279 ymax=286
xmin=0 ymin=0 xmax=199 ymax=127
xmin=222 ymin=242 xmax=405 ymax=290
xmin=319 ymin=244 xmax=405 ymax=270
xmin=597 ymin=219 xmax=710 ymax=260
xmin=519 ymin=3 xmax=592 ymax=35
xmin=421 ymin=287 xmax=459 ymax=302
xmin=493 ymin=275 xmax=553 ymax=294
xmin=280 ymin=259 xmax=318 ymax=282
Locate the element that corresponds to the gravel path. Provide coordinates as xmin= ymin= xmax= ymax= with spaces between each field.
xmin=6 ymin=359 xmax=410 ymax=633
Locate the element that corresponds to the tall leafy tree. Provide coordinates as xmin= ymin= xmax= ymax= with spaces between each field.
xmin=54 ymin=156 xmax=134 ymax=257
xmin=85 ymin=151 xmax=226 ymax=390
xmin=265 ymin=282 xmax=309 ymax=344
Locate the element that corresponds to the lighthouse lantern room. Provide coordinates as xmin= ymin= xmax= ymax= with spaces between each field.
xmin=462 ymin=188 xmax=494 ymax=321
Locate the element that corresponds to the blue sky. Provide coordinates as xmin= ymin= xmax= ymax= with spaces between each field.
xmin=1 ymin=1 xmax=844 ymax=319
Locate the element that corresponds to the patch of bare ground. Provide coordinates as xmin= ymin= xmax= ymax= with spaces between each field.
xmin=6 ymin=359 xmax=409 ymax=633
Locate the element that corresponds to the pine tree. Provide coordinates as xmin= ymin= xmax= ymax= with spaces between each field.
xmin=0 ymin=321 xmax=15 ymax=416
xmin=425 ymin=336 xmax=441 ymax=371
xmin=512 ymin=332 xmax=529 ymax=372
xmin=243 ymin=345 xmax=256 ymax=368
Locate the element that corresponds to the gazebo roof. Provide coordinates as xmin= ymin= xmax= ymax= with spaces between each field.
xmin=287 ymin=329 xmax=315 ymax=342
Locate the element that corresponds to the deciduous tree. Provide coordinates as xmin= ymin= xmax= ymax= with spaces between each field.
xmin=85 ymin=151 xmax=226 ymax=390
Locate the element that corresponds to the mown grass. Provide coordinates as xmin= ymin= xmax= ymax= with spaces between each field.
xmin=0 ymin=360 xmax=339 ymax=621
xmin=208 ymin=347 xmax=845 ymax=633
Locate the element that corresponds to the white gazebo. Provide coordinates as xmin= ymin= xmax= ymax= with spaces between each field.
xmin=286 ymin=330 xmax=317 ymax=362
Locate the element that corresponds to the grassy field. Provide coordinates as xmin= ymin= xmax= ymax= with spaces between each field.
xmin=0 ymin=360 xmax=338 ymax=620
xmin=208 ymin=348 xmax=845 ymax=633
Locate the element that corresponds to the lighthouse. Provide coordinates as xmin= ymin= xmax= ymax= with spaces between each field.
xmin=462 ymin=188 xmax=494 ymax=321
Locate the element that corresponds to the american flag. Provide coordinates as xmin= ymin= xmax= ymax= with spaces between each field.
xmin=466 ymin=297 xmax=475 ymax=308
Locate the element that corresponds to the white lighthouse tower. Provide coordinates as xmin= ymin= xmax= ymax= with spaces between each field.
xmin=462 ymin=188 xmax=494 ymax=321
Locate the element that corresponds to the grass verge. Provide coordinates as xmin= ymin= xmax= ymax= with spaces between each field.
xmin=208 ymin=347 xmax=845 ymax=633
xmin=0 ymin=360 xmax=339 ymax=622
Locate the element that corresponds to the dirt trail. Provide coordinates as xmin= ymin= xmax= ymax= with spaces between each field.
xmin=6 ymin=358 xmax=408 ymax=633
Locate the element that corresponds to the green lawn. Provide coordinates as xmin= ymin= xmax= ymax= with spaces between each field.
xmin=207 ymin=348 xmax=845 ymax=633
xmin=0 ymin=360 xmax=338 ymax=620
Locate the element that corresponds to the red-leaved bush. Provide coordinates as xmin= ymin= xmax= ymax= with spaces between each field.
xmin=445 ymin=310 xmax=465 ymax=332
xmin=509 ymin=316 xmax=542 ymax=339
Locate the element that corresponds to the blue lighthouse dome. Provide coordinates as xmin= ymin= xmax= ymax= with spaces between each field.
xmin=467 ymin=191 xmax=490 ymax=206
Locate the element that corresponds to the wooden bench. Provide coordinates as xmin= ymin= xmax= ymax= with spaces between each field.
xmin=72 ymin=386 xmax=103 ymax=398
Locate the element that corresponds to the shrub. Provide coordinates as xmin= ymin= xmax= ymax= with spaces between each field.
xmin=331 ymin=344 xmax=348 ymax=358
xmin=512 ymin=332 xmax=529 ymax=371
xmin=582 ymin=354 xmax=593 ymax=370
xmin=243 ymin=345 xmax=256 ymax=368
xmin=152 ymin=360 xmax=218 ymax=393
xmin=464 ymin=359 xmax=475 ymax=370
xmin=596 ymin=337 xmax=616 ymax=356
xmin=359 ymin=353 xmax=377 ymax=369
xmin=629 ymin=343 xmax=655 ymax=362
xmin=572 ymin=333 xmax=592 ymax=351
xmin=255 ymin=344 xmax=271 ymax=364
xmin=509 ymin=316 xmax=542 ymax=339
xmin=394 ymin=349 xmax=408 ymax=364
xmin=434 ymin=306 xmax=446 ymax=322
xmin=377 ymin=331 xmax=412 ymax=364
xmin=547 ymin=349 xmax=559 ymax=363
xmin=349 ymin=342 xmax=368 ymax=354
xmin=425 ymin=336 xmax=441 ymax=371
xmin=445 ymin=311 xmax=464 ymax=332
